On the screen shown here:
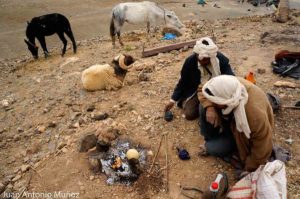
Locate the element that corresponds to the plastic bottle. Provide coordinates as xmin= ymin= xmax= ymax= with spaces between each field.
xmin=245 ymin=71 xmax=256 ymax=84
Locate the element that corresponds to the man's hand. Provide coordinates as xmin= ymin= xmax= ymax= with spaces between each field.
xmin=164 ymin=101 xmax=175 ymax=112
xmin=206 ymin=106 xmax=220 ymax=128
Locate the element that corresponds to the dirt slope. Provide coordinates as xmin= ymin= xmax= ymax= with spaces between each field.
xmin=0 ymin=10 xmax=300 ymax=199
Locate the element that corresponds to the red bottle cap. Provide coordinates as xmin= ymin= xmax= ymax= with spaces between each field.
xmin=211 ymin=182 xmax=219 ymax=190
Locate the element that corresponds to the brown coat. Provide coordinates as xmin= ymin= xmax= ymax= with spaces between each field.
xmin=199 ymin=77 xmax=274 ymax=171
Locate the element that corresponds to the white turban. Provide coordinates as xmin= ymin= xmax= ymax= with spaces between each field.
xmin=202 ymin=75 xmax=251 ymax=139
xmin=193 ymin=37 xmax=221 ymax=77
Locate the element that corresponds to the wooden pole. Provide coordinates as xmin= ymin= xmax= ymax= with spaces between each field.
xmin=148 ymin=134 xmax=164 ymax=174
xmin=142 ymin=40 xmax=197 ymax=58
xmin=165 ymin=133 xmax=169 ymax=193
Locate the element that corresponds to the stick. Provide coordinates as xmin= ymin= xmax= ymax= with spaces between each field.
xmin=282 ymin=106 xmax=300 ymax=110
xmin=142 ymin=40 xmax=197 ymax=58
xmin=165 ymin=133 xmax=169 ymax=193
xmin=148 ymin=134 xmax=164 ymax=174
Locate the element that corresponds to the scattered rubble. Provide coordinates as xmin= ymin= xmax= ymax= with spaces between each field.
xmin=0 ymin=7 xmax=299 ymax=198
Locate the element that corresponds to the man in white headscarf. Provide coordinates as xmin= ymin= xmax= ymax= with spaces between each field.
xmin=199 ymin=75 xmax=274 ymax=172
xmin=164 ymin=37 xmax=234 ymax=120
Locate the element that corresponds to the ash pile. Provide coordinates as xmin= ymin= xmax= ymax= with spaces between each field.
xmin=79 ymin=132 xmax=148 ymax=185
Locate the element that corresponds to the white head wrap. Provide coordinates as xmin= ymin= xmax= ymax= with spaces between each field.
xmin=193 ymin=37 xmax=221 ymax=77
xmin=202 ymin=75 xmax=251 ymax=139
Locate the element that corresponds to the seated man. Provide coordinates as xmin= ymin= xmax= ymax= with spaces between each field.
xmin=164 ymin=37 xmax=234 ymax=120
xmin=199 ymin=75 xmax=274 ymax=172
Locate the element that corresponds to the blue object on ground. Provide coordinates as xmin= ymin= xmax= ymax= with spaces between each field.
xmin=197 ymin=0 xmax=206 ymax=5
xmin=162 ymin=33 xmax=177 ymax=40
xmin=164 ymin=111 xmax=174 ymax=122
xmin=177 ymin=148 xmax=191 ymax=160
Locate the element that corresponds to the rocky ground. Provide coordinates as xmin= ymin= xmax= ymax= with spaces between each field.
xmin=0 ymin=9 xmax=300 ymax=199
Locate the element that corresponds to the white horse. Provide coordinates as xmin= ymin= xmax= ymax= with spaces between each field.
xmin=110 ymin=1 xmax=184 ymax=47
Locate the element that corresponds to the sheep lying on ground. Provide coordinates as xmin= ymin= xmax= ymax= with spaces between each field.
xmin=81 ymin=54 xmax=135 ymax=91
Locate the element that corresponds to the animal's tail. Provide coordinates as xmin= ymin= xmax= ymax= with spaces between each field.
xmin=110 ymin=14 xmax=116 ymax=38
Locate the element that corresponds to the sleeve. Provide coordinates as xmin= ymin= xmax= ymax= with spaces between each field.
xmin=171 ymin=57 xmax=191 ymax=102
xmin=218 ymin=52 xmax=235 ymax=76
xmin=244 ymin=111 xmax=273 ymax=172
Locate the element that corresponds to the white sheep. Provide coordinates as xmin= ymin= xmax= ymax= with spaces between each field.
xmin=81 ymin=54 xmax=135 ymax=91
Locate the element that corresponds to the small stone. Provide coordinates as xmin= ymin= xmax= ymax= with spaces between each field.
xmin=86 ymin=104 xmax=95 ymax=112
xmin=1 ymin=99 xmax=9 ymax=107
xmin=71 ymin=112 xmax=81 ymax=120
xmin=61 ymin=147 xmax=68 ymax=153
xmin=78 ymin=134 xmax=97 ymax=152
xmin=278 ymin=94 xmax=286 ymax=99
xmin=12 ymin=175 xmax=21 ymax=182
xmin=20 ymin=164 xmax=30 ymax=173
xmin=89 ymin=175 xmax=95 ymax=181
xmin=147 ymin=150 xmax=154 ymax=156
xmin=13 ymin=134 xmax=20 ymax=141
xmin=8 ymin=157 xmax=16 ymax=164
xmin=92 ymin=113 xmax=109 ymax=121
xmin=23 ymin=157 xmax=30 ymax=163
xmin=138 ymin=72 xmax=150 ymax=82
xmin=182 ymin=45 xmax=189 ymax=52
xmin=36 ymin=125 xmax=46 ymax=134
xmin=257 ymin=68 xmax=266 ymax=74
xmin=285 ymin=138 xmax=293 ymax=145
xmin=57 ymin=142 xmax=67 ymax=150
xmin=78 ymin=117 xmax=86 ymax=125
xmin=73 ymin=122 xmax=80 ymax=128
xmin=7 ymin=183 xmax=13 ymax=189
xmin=17 ymin=127 xmax=24 ymax=132
xmin=48 ymin=121 xmax=57 ymax=128
xmin=21 ymin=151 xmax=27 ymax=157
xmin=88 ymin=157 xmax=101 ymax=172
xmin=242 ymin=56 xmax=248 ymax=60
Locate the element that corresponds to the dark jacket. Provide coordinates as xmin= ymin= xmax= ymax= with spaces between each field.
xmin=171 ymin=52 xmax=235 ymax=102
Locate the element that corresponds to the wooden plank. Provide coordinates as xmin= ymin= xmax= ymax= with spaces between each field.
xmin=142 ymin=40 xmax=197 ymax=58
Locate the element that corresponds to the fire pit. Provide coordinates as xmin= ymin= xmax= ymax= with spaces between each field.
xmin=89 ymin=139 xmax=147 ymax=185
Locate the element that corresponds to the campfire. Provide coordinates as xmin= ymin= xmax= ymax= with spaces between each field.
xmin=88 ymin=139 xmax=148 ymax=185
